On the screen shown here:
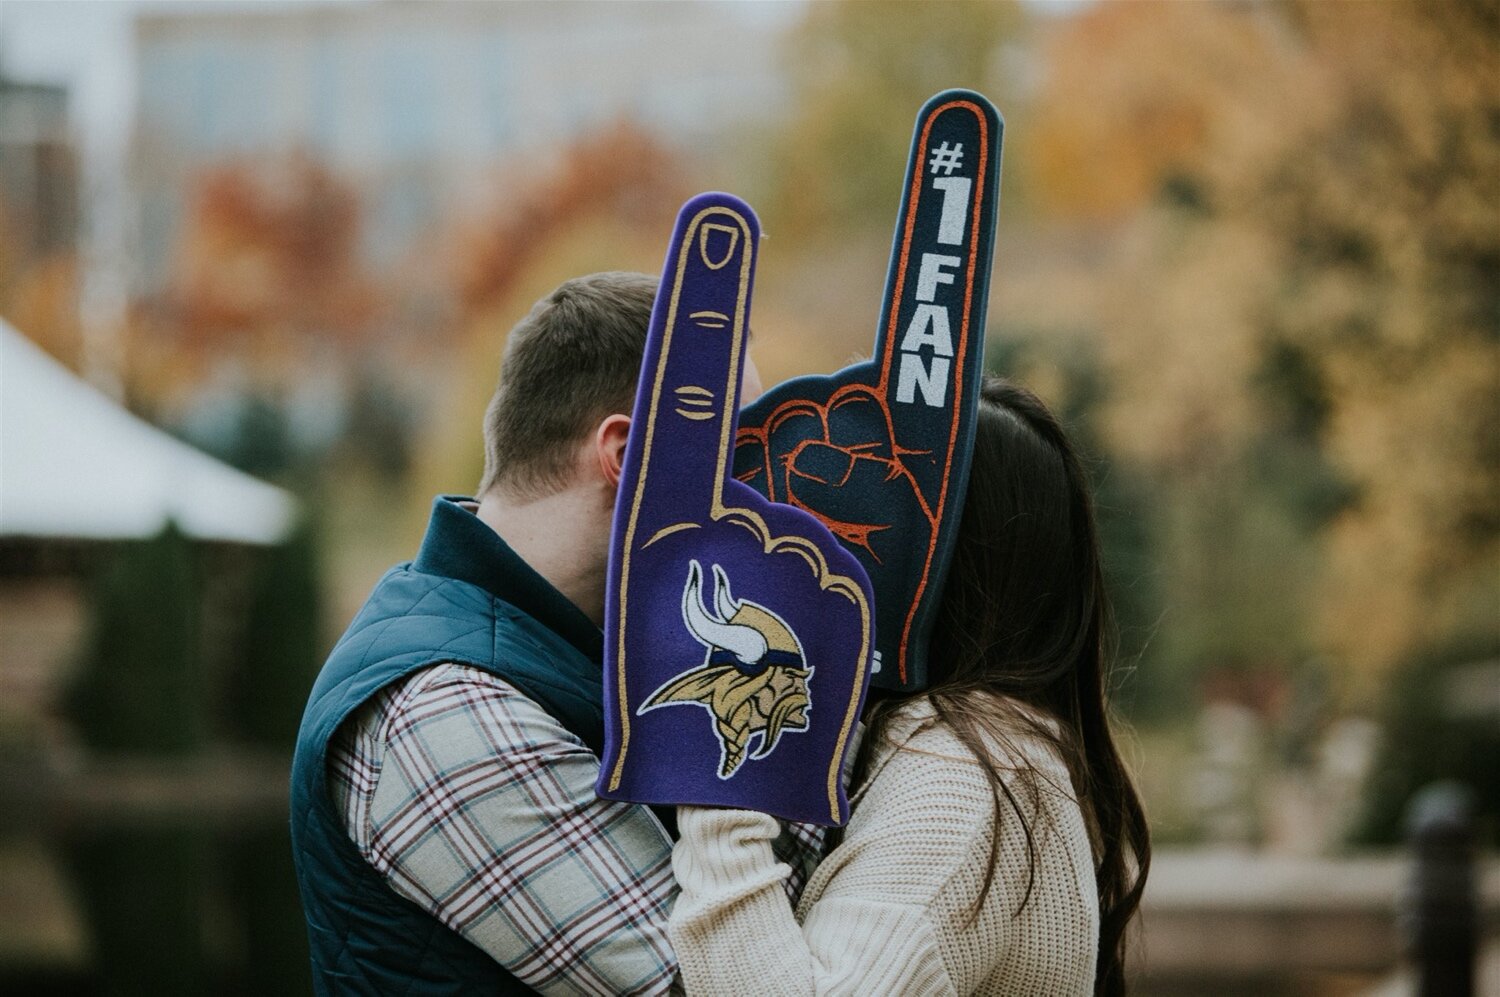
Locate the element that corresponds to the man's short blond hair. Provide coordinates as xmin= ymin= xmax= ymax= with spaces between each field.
xmin=480 ymin=272 xmax=656 ymax=499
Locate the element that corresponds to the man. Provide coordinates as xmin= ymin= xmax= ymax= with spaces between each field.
xmin=289 ymin=272 xmax=810 ymax=995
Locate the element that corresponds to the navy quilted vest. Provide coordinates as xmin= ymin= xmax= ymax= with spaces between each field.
xmin=290 ymin=497 xmax=606 ymax=995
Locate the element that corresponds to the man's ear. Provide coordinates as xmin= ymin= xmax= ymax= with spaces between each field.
xmin=594 ymin=414 xmax=632 ymax=488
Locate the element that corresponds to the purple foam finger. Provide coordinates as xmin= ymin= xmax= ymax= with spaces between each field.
xmin=598 ymin=193 xmax=875 ymax=826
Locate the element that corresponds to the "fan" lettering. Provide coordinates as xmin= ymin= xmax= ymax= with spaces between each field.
xmin=896 ymin=174 xmax=971 ymax=408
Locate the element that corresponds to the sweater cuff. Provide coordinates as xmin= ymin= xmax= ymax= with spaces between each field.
xmin=673 ymin=807 xmax=786 ymax=897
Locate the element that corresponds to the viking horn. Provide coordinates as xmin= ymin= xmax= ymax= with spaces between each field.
xmin=711 ymin=563 xmax=739 ymax=622
xmin=682 ymin=560 xmax=767 ymax=664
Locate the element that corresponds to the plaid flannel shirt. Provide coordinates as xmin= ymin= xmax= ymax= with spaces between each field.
xmin=327 ymin=662 xmax=825 ymax=996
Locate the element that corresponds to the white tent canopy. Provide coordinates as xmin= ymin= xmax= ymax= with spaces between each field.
xmin=0 ymin=319 xmax=296 ymax=545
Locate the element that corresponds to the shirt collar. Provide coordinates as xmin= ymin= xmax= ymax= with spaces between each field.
xmin=411 ymin=495 xmax=604 ymax=664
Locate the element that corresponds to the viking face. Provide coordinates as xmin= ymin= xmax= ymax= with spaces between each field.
xmin=640 ymin=561 xmax=812 ymax=778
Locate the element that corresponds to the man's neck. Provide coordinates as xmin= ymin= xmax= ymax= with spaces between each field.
xmin=474 ymin=487 xmax=608 ymax=626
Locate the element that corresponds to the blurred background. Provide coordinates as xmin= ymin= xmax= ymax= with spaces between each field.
xmin=0 ymin=0 xmax=1495 ymax=993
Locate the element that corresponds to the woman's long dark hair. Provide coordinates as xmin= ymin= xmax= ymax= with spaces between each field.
xmin=861 ymin=376 xmax=1150 ymax=996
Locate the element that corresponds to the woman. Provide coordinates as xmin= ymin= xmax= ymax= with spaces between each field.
xmin=669 ymin=377 xmax=1151 ymax=996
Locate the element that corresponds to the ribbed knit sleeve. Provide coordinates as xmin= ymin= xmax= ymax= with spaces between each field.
xmin=667 ymin=703 xmax=1099 ymax=997
xmin=670 ymin=806 xmax=954 ymax=996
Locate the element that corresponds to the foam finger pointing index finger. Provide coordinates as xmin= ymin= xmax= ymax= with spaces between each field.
xmin=628 ymin=192 xmax=760 ymax=517
xmin=874 ymin=91 xmax=1001 ymax=411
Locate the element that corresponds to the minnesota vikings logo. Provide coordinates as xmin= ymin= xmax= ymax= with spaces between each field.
xmin=640 ymin=560 xmax=813 ymax=778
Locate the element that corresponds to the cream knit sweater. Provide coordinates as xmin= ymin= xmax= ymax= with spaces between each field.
xmin=669 ymin=698 xmax=1099 ymax=996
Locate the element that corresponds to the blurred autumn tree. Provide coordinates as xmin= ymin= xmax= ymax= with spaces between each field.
xmin=1023 ymin=0 xmax=1500 ymax=699
xmin=417 ymin=122 xmax=689 ymax=500
xmin=0 ymin=183 xmax=84 ymax=371
xmin=167 ymin=153 xmax=378 ymax=375
xmin=153 ymin=153 xmax=435 ymax=493
xmin=767 ymin=0 xmax=1025 ymax=238
xmin=454 ymin=121 xmax=686 ymax=316
xmin=1243 ymin=0 xmax=1500 ymax=682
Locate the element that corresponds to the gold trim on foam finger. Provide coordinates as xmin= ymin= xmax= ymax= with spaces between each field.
xmin=609 ymin=206 xmax=871 ymax=824
xmin=641 ymin=521 xmax=701 ymax=549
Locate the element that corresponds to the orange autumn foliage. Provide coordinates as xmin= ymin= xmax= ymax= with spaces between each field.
xmin=1024 ymin=0 xmax=1500 ymax=685
xmin=170 ymin=154 xmax=378 ymax=355
xmin=454 ymin=122 xmax=686 ymax=315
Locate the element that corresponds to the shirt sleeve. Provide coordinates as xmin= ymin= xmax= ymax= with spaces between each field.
xmin=359 ymin=664 xmax=680 ymax=997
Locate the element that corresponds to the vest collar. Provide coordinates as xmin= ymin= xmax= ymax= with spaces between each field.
xmin=412 ymin=495 xmax=604 ymax=664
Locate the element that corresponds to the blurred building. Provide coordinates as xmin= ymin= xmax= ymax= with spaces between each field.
xmin=0 ymin=75 xmax=78 ymax=259
xmin=130 ymin=0 xmax=793 ymax=289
